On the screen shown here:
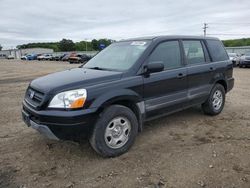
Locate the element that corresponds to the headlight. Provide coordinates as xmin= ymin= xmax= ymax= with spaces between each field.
xmin=48 ymin=89 xmax=87 ymax=109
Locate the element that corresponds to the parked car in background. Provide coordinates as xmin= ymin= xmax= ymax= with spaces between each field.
xmin=37 ymin=54 xmax=45 ymax=61
xmin=7 ymin=55 xmax=15 ymax=59
xmin=228 ymin=53 xmax=240 ymax=67
xmin=21 ymin=54 xmax=37 ymax=60
xmin=50 ymin=54 xmax=61 ymax=61
xmin=239 ymin=52 xmax=250 ymax=68
xmin=21 ymin=55 xmax=27 ymax=60
xmin=60 ymin=54 xmax=68 ymax=61
xmin=62 ymin=53 xmax=76 ymax=61
xmin=61 ymin=54 xmax=70 ymax=61
xmin=37 ymin=54 xmax=53 ymax=61
xmin=27 ymin=54 xmax=37 ymax=60
xmin=68 ymin=54 xmax=81 ymax=64
xmin=80 ymin=54 xmax=92 ymax=63
xmin=68 ymin=54 xmax=92 ymax=64
xmin=43 ymin=54 xmax=53 ymax=61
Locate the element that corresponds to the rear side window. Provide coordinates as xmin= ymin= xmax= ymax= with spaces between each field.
xmin=148 ymin=40 xmax=182 ymax=70
xmin=183 ymin=40 xmax=205 ymax=65
xmin=206 ymin=40 xmax=228 ymax=61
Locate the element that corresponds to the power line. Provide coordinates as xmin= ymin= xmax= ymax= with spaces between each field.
xmin=207 ymin=33 xmax=250 ymax=36
xmin=207 ymin=22 xmax=250 ymax=25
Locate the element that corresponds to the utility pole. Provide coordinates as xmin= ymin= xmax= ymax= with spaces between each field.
xmin=203 ymin=23 xmax=208 ymax=37
xmin=84 ymin=39 xmax=89 ymax=52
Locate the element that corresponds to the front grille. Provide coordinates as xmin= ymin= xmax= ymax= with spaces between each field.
xmin=25 ymin=87 xmax=45 ymax=108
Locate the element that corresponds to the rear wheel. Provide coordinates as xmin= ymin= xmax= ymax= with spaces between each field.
xmin=89 ymin=105 xmax=138 ymax=157
xmin=202 ymin=84 xmax=225 ymax=116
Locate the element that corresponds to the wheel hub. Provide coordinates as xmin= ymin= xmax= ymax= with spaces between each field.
xmin=212 ymin=90 xmax=223 ymax=110
xmin=104 ymin=117 xmax=131 ymax=149
xmin=112 ymin=125 xmax=122 ymax=137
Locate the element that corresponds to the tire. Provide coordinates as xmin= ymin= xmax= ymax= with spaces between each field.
xmin=202 ymin=84 xmax=225 ymax=116
xmin=89 ymin=105 xmax=138 ymax=157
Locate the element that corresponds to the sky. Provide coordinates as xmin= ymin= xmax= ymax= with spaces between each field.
xmin=0 ymin=0 xmax=250 ymax=49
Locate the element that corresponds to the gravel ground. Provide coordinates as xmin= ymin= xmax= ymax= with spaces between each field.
xmin=0 ymin=60 xmax=249 ymax=188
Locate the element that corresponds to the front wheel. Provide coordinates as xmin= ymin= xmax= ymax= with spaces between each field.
xmin=89 ymin=105 xmax=138 ymax=157
xmin=202 ymin=84 xmax=225 ymax=116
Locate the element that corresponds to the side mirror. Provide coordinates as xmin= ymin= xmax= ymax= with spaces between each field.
xmin=144 ymin=62 xmax=164 ymax=75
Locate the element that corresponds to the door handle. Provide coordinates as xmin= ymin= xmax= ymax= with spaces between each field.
xmin=177 ymin=73 xmax=185 ymax=78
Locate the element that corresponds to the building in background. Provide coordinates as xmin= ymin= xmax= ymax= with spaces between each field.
xmin=0 ymin=48 xmax=54 ymax=59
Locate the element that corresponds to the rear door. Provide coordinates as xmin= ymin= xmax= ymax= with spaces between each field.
xmin=182 ymin=39 xmax=214 ymax=104
xmin=143 ymin=40 xmax=188 ymax=119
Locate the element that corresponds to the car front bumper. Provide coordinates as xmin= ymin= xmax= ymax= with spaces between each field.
xmin=32 ymin=119 xmax=59 ymax=140
xmin=22 ymin=100 xmax=98 ymax=140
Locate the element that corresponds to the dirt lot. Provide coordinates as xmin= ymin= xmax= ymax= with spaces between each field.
xmin=0 ymin=60 xmax=249 ymax=188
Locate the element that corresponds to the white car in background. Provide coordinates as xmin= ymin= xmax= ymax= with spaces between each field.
xmin=7 ymin=55 xmax=15 ymax=59
xmin=43 ymin=54 xmax=53 ymax=60
xmin=228 ymin=53 xmax=240 ymax=67
xmin=239 ymin=52 xmax=250 ymax=68
xmin=21 ymin=55 xmax=28 ymax=60
xmin=37 ymin=54 xmax=45 ymax=61
xmin=37 ymin=54 xmax=52 ymax=61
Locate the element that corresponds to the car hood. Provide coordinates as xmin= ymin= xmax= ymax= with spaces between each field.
xmin=30 ymin=68 xmax=123 ymax=94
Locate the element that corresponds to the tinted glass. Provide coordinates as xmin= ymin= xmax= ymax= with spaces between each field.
xmin=148 ymin=41 xmax=182 ymax=70
xmin=206 ymin=40 xmax=228 ymax=61
xmin=183 ymin=40 xmax=205 ymax=64
xmin=84 ymin=41 xmax=150 ymax=71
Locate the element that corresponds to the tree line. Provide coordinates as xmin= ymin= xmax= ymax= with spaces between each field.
xmin=222 ymin=38 xmax=250 ymax=47
xmin=1 ymin=38 xmax=250 ymax=52
xmin=16 ymin=39 xmax=114 ymax=52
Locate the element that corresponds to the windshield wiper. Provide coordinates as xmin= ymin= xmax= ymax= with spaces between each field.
xmin=88 ymin=67 xmax=109 ymax=71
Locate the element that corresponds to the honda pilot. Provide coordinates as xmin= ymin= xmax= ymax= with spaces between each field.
xmin=22 ymin=36 xmax=234 ymax=157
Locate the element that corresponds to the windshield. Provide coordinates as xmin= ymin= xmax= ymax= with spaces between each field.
xmin=84 ymin=41 xmax=151 ymax=71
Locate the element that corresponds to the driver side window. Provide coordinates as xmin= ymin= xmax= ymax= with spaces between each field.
xmin=148 ymin=41 xmax=182 ymax=70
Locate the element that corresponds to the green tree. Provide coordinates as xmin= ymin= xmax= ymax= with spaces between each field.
xmin=15 ymin=38 xmax=114 ymax=52
xmin=222 ymin=38 xmax=250 ymax=47
xmin=91 ymin=39 xmax=113 ymax=51
xmin=91 ymin=39 xmax=99 ymax=51
xmin=0 ymin=44 xmax=2 ymax=51
xmin=17 ymin=42 xmax=60 ymax=51
xmin=58 ymin=39 xmax=75 ymax=52
xmin=75 ymin=41 xmax=92 ymax=51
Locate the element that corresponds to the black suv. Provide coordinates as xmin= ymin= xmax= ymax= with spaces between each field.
xmin=22 ymin=36 xmax=234 ymax=157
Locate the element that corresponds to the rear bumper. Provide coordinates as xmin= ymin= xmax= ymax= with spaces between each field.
xmin=227 ymin=78 xmax=234 ymax=92
xmin=22 ymin=100 xmax=98 ymax=140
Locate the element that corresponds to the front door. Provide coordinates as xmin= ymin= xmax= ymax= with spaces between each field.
xmin=143 ymin=40 xmax=188 ymax=119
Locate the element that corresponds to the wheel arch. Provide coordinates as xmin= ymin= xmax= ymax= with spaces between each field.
xmin=90 ymin=89 xmax=144 ymax=132
xmin=215 ymin=79 xmax=227 ymax=93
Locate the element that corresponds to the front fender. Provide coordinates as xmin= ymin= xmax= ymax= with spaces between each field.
xmin=89 ymin=89 xmax=143 ymax=109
